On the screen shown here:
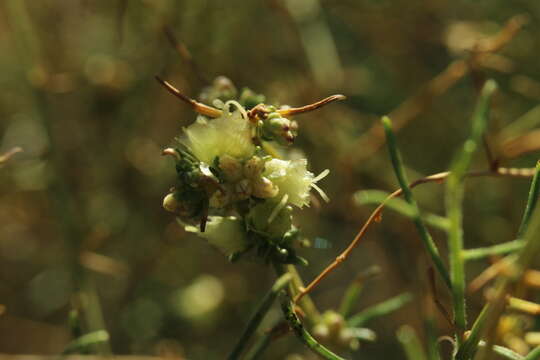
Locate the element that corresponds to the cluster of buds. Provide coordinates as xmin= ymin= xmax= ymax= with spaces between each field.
xmin=158 ymin=76 xmax=344 ymax=264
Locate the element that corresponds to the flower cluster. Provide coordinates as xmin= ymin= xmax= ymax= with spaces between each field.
xmin=160 ymin=77 xmax=341 ymax=265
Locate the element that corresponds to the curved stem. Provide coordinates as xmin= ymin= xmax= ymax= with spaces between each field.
xmin=280 ymin=296 xmax=346 ymax=360
xmin=382 ymin=116 xmax=451 ymax=289
xmin=274 ymin=264 xmax=346 ymax=360
xmin=227 ymin=273 xmax=292 ymax=360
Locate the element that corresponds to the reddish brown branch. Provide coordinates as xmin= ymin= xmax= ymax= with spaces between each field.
xmin=294 ymin=167 xmax=536 ymax=303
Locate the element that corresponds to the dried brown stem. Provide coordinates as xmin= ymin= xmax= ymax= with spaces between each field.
xmin=277 ymin=94 xmax=346 ymax=117
xmin=346 ymin=15 xmax=527 ymax=165
xmin=468 ymin=256 xmax=512 ymax=293
xmin=294 ymin=166 xmax=535 ymax=303
xmin=155 ymin=76 xmax=222 ymax=118
xmin=163 ymin=26 xmax=209 ymax=84
xmin=428 ymin=267 xmax=453 ymax=327
xmin=473 ymin=15 xmax=529 ymax=54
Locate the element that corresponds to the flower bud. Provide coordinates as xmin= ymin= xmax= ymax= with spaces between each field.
xmin=248 ymin=201 xmax=292 ymax=239
xmin=209 ymin=188 xmax=230 ymax=208
xmin=163 ymin=193 xmax=179 ymax=212
xmin=219 ymin=155 xmax=243 ymax=181
xmin=252 ymin=177 xmax=279 ymax=199
xmin=243 ymin=156 xmax=265 ymax=179
xmin=323 ymin=311 xmax=345 ymax=335
xmin=235 ymin=179 xmax=252 ymax=200
xmin=313 ymin=324 xmax=330 ymax=341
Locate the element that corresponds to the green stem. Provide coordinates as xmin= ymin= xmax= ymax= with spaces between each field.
xmin=455 ymin=305 xmax=489 ymax=359
xmin=446 ymin=80 xmax=497 ymax=338
xmin=338 ymin=265 xmax=380 ymax=318
xmin=243 ymin=333 xmax=272 ymax=360
xmin=462 ymin=240 xmax=524 ymax=261
xmin=62 ymin=330 xmax=110 ymax=355
xmin=274 ymin=263 xmax=345 ymax=360
xmin=425 ymin=318 xmax=441 ymax=360
xmin=524 ymin=346 xmax=540 ymax=360
xmin=518 ymin=161 xmax=540 ymax=238
xmin=382 ymin=116 xmax=452 ymax=289
xmin=243 ymin=321 xmax=285 ymax=360
xmin=280 ymin=296 xmax=346 ymax=360
xmin=397 ymin=325 xmax=428 ymax=360
xmin=476 ymin=342 xmax=523 ymax=360
xmin=347 ymin=292 xmax=413 ymax=327
xmin=355 ymin=190 xmax=450 ymax=231
xmin=227 ymin=273 xmax=292 ymax=360
xmin=287 ymin=264 xmax=321 ymax=324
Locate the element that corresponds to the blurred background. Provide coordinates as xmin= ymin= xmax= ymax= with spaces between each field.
xmin=1 ymin=0 xmax=540 ymax=358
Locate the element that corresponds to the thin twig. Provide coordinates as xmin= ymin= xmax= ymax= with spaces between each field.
xmin=155 ymin=76 xmax=222 ymax=118
xmin=428 ymin=267 xmax=453 ymax=327
xmin=163 ymin=26 xmax=209 ymax=84
xmin=294 ymin=165 xmax=535 ymax=303
xmin=468 ymin=255 xmax=516 ymax=293
xmin=274 ymin=264 xmax=345 ymax=360
xmin=277 ymin=95 xmax=346 ymax=117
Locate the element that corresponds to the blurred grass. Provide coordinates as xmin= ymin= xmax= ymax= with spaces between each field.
xmin=1 ymin=1 xmax=540 ymax=358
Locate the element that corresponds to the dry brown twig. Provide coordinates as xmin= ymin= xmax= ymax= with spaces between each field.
xmin=155 ymin=76 xmax=346 ymax=122
xmin=345 ymin=15 xmax=528 ymax=165
xmin=428 ymin=267 xmax=454 ymax=327
xmin=163 ymin=26 xmax=210 ymax=85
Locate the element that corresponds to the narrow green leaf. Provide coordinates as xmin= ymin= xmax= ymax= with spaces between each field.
xmin=347 ymin=292 xmax=413 ymax=327
xmin=518 ymin=161 xmax=540 ymax=237
xmin=446 ymin=80 xmax=497 ymax=336
xmin=382 ymin=116 xmax=452 ymax=289
xmin=397 ymin=325 xmax=428 ymax=360
xmin=62 ymin=330 xmax=110 ymax=354
xmin=463 ymin=240 xmax=525 ymax=261
xmin=355 ymin=189 xmax=450 ymax=231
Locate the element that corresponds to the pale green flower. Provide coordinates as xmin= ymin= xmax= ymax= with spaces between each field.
xmin=264 ymin=158 xmax=329 ymax=208
xmin=181 ymin=102 xmax=255 ymax=165
xmin=185 ymin=216 xmax=248 ymax=256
